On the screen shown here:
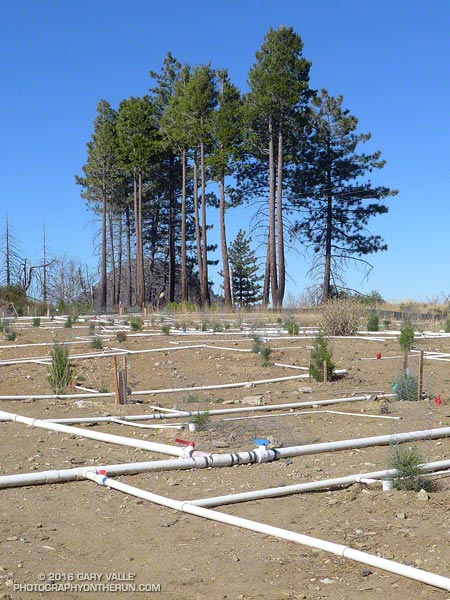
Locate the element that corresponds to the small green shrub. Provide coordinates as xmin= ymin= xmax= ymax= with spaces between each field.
xmin=189 ymin=411 xmax=210 ymax=431
xmin=32 ymin=317 xmax=41 ymax=328
xmin=161 ymin=324 xmax=171 ymax=335
xmin=388 ymin=445 xmax=429 ymax=491
xmin=399 ymin=319 xmax=415 ymax=352
xmin=90 ymin=337 xmax=103 ymax=349
xmin=383 ymin=319 xmax=391 ymax=330
xmin=88 ymin=321 xmax=96 ymax=334
xmin=212 ymin=322 xmax=223 ymax=333
xmin=392 ymin=372 xmax=418 ymax=401
xmin=116 ymin=331 xmax=127 ymax=343
xmin=251 ymin=334 xmax=264 ymax=354
xmin=367 ymin=314 xmax=379 ymax=331
xmin=64 ymin=316 xmax=72 ymax=328
xmin=6 ymin=332 xmax=16 ymax=341
xmin=260 ymin=346 xmax=272 ymax=366
xmin=201 ymin=320 xmax=209 ymax=332
xmin=130 ymin=316 xmax=144 ymax=332
xmin=310 ymin=331 xmax=335 ymax=382
xmin=286 ymin=319 xmax=299 ymax=335
xmin=47 ymin=343 xmax=74 ymax=394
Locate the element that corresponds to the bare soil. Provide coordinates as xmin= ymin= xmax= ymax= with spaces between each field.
xmin=0 ymin=319 xmax=449 ymax=600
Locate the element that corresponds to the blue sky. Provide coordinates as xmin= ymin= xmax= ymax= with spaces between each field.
xmin=1 ymin=0 xmax=449 ymax=303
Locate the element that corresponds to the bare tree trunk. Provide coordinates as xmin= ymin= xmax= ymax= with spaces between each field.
xmin=168 ymin=154 xmax=176 ymax=303
xmin=108 ymin=207 xmax=116 ymax=309
xmin=276 ymin=126 xmax=285 ymax=308
xmin=193 ymin=150 xmax=203 ymax=301
xmin=219 ymin=174 xmax=232 ymax=309
xmin=5 ymin=219 xmax=10 ymax=287
xmin=268 ymin=118 xmax=278 ymax=308
xmin=116 ymin=212 xmax=122 ymax=306
xmin=323 ymin=170 xmax=333 ymax=302
xmin=100 ymin=190 xmax=107 ymax=312
xmin=125 ymin=205 xmax=132 ymax=307
xmin=133 ymin=174 xmax=141 ymax=307
xmin=200 ymin=139 xmax=210 ymax=308
xmin=263 ymin=248 xmax=270 ymax=308
xmin=138 ymin=171 xmax=145 ymax=307
xmin=181 ymin=149 xmax=188 ymax=302
xmin=43 ymin=226 xmax=48 ymax=303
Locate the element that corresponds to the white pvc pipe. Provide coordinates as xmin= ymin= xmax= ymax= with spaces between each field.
xmin=0 ymin=373 xmax=322 ymax=401
xmin=221 ymin=409 xmax=401 ymax=423
xmin=131 ymin=373 xmax=312 ymax=395
xmin=35 ymin=396 xmax=375 ymax=424
xmin=1 ymin=424 xmax=450 ymax=489
xmin=0 ymin=410 xmax=188 ymax=457
xmin=85 ymin=471 xmax=450 ymax=592
xmin=187 ymin=459 xmax=450 ymax=508
xmin=111 ymin=418 xmax=183 ymax=430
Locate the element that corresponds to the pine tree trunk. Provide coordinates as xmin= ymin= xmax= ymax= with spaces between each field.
xmin=263 ymin=249 xmax=270 ymax=308
xmin=276 ymin=126 xmax=285 ymax=308
xmin=219 ymin=174 xmax=232 ymax=309
xmin=100 ymin=190 xmax=107 ymax=312
xmin=168 ymin=154 xmax=176 ymax=303
xmin=5 ymin=220 xmax=10 ymax=287
xmin=323 ymin=171 xmax=333 ymax=302
xmin=138 ymin=171 xmax=145 ymax=307
xmin=268 ymin=118 xmax=278 ymax=307
xmin=43 ymin=226 xmax=48 ymax=303
xmin=193 ymin=151 xmax=203 ymax=302
xmin=125 ymin=204 xmax=132 ymax=307
xmin=108 ymin=207 xmax=116 ymax=309
xmin=133 ymin=173 xmax=141 ymax=307
xmin=116 ymin=213 xmax=122 ymax=306
xmin=200 ymin=140 xmax=210 ymax=308
xmin=181 ymin=149 xmax=188 ymax=302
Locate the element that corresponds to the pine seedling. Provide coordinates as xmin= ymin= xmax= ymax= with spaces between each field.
xmin=388 ymin=445 xmax=429 ymax=492
xmin=310 ymin=331 xmax=335 ymax=382
xmin=367 ymin=314 xmax=379 ymax=331
xmin=130 ymin=316 xmax=144 ymax=331
xmin=399 ymin=319 xmax=414 ymax=371
xmin=260 ymin=346 xmax=272 ymax=366
xmin=90 ymin=337 xmax=103 ymax=349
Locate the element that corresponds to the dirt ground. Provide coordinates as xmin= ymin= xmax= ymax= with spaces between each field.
xmin=0 ymin=316 xmax=449 ymax=600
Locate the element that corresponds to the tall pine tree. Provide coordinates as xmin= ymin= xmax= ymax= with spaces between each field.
xmin=228 ymin=230 xmax=262 ymax=307
xmin=291 ymin=89 xmax=397 ymax=300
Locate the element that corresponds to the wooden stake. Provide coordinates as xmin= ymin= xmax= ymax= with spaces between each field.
xmin=121 ymin=356 xmax=128 ymax=405
xmin=323 ymin=360 xmax=328 ymax=383
xmin=112 ymin=355 xmax=121 ymax=405
xmin=418 ymin=350 xmax=424 ymax=401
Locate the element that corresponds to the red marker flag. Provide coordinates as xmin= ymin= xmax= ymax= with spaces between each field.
xmin=435 ymin=395 xmax=443 ymax=405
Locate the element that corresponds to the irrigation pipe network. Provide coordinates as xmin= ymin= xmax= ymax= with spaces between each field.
xmin=2 ymin=408 xmax=450 ymax=483
xmin=84 ymin=470 xmax=450 ymax=592
xmin=30 ymin=395 xmax=390 ymax=424
xmin=0 ymin=371 xmax=349 ymax=401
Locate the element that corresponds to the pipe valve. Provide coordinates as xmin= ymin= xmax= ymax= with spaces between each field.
xmin=174 ymin=438 xmax=196 ymax=457
xmin=253 ymin=438 xmax=271 ymax=463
